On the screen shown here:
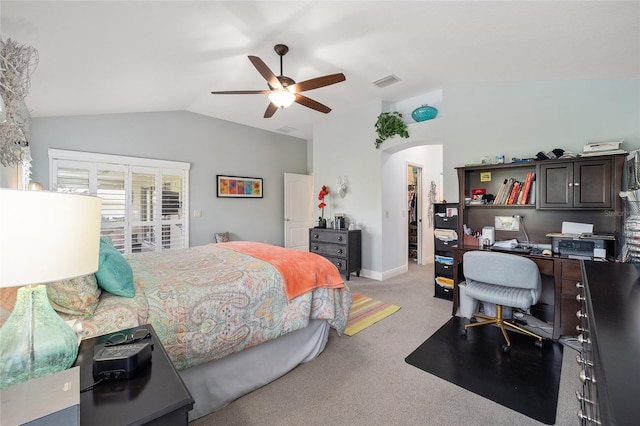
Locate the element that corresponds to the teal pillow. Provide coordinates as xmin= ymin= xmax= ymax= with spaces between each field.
xmin=95 ymin=237 xmax=135 ymax=298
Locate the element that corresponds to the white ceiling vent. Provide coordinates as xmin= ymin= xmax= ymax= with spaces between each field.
xmin=275 ymin=126 xmax=297 ymax=134
xmin=372 ymin=74 xmax=400 ymax=88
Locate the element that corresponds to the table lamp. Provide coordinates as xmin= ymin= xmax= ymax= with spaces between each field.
xmin=0 ymin=189 xmax=101 ymax=389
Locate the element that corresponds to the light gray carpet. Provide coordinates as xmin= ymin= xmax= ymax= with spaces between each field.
xmin=191 ymin=262 xmax=579 ymax=425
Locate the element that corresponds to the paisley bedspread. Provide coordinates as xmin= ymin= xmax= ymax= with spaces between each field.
xmin=92 ymin=244 xmax=353 ymax=371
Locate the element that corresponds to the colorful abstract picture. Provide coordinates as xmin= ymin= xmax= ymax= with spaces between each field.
xmin=217 ymin=175 xmax=263 ymax=198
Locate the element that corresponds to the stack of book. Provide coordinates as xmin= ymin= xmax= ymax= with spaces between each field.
xmin=493 ymin=171 xmax=536 ymax=205
xmin=579 ymin=140 xmax=626 ymax=157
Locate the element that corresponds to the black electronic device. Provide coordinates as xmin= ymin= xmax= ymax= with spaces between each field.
xmin=93 ymin=342 xmax=152 ymax=381
xmin=551 ymin=236 xmax=610 ymax=258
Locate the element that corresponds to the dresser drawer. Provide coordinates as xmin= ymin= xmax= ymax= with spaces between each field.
xmin=310 ymin=242 xmax=347 ymax=258
xmin=309 ymin=229 xmax=348 ymax=244
xmin=324 ymin=256 xmax=347 ymax=272
xmin=309 ymin=228 xmax=361 ymax=281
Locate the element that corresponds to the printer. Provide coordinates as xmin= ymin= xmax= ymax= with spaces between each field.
xmin=549 ymin=234 xmax=614 ymax=258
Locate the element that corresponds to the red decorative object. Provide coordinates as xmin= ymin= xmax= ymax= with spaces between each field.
xmin=318 ymin=185 xmax=329 ymax=226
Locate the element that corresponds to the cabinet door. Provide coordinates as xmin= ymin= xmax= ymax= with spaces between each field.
xmin=573 ymin=160 xmax=612 ymax=208
xmin=539 ymin=159 xmax=612 ymax=209
xmin=539 ymin=163 xmax=573 ymax=208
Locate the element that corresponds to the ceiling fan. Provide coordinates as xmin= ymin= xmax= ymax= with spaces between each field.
xmin=211 ymin=44 xmax=346 ymax=118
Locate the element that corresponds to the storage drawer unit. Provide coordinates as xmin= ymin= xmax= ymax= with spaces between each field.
xmin=433 ymin=203 xmax=458 ymax=301
xmin=309 ymin=228 xmax=361 ymax=280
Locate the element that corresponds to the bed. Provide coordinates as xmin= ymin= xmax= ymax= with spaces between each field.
xmin=0 ymin=241 xmax=352 ymax=421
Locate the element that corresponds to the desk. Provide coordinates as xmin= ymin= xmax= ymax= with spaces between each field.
xmin=452 ymin=245 xmax=582 ymax=340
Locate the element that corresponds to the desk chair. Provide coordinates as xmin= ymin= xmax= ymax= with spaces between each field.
xmin=460 ymin=251 xmax=543 ymax=352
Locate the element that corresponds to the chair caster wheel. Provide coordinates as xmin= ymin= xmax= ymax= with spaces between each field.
xmin=535 ymin=340 xmax=543 ymax=349
xmin=501 ymin=344 xmax=511 ymax=353
xmin=460 ymin=328 xmax=467 ymax=337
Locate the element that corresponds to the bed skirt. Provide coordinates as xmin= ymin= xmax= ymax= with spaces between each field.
xmin=179 ymin=319 xmax=330 ymax=421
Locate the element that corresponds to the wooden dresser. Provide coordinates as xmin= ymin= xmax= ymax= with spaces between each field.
xmin=309 ymin=228 xmax=361 ymax=280
xmin=578 ymin=261 xmax=640 ymax=425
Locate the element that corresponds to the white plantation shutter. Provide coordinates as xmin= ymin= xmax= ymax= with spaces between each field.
xmin=49 ymin=149 xmax=189 ymax=254
xmin=97 ymin=167 xmax=127 ymax=252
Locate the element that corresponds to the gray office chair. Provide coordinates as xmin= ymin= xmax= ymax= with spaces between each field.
xmin=460 ymin=250 xmax=543 ymax=351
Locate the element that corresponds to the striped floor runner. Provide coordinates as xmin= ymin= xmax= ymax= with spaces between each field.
xmin=344 ymin=293 xmax=401 ymax=336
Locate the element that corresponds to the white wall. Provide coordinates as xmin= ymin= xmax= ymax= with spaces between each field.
xmin=313 ymin=78 xmax=640 ymax=279
xmin=441 ymin=79 xmax=640 ymax=201
xmin=28 ymin=111 xmax=307 ymax=247
xmin=313 ymin=101 xmax=384 ymax=276
xmin=381 ymin=144 xmax=443 ymax=276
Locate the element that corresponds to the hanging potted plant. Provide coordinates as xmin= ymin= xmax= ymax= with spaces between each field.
xmin=374 ymin=111 xmax=409 ymax=149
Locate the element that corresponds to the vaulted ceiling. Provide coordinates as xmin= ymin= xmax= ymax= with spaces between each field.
xmin=2 ymin=1 xmax=639 ymax=141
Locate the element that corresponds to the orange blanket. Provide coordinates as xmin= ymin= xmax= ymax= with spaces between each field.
xmin=218 ymin=241 xmax=345 ymax=300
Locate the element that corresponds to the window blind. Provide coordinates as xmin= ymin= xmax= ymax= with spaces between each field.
xmin=49 ymin=150 xmax=189 ymax=254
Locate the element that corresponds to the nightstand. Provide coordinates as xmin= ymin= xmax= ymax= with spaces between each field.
xmin=73 ymin=324 xmax=193 ymax=426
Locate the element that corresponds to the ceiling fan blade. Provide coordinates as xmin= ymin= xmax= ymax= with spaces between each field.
xmin=211 ymin=90 xmax=272 ymax=95
xmin=294 ymin=94 xmax=331 ymax=114
xmin=264 ymin=102 xmax=279 ymax=118
xmin=288 ymin=73 xmax=346 ymax=93
xmin=248 ymin=56 xmax=284 ymax=90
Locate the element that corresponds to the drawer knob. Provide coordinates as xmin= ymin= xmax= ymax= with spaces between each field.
xmin=576 ymin=325 xmax=586 ymax=333
xmin=578 ymin=334 xmax=591 ymax=345
xmin=336 ymin=261 xmax=342 ymax=267
xmin=575 ymin=391 xmax=595 ymax=405
xmin=577 ymin=409 xmax=601 ymax=425
xmin=338 ymin=249 xmax=343 ymax=254
xmin=576 ymin=282 xmax=584 ymax=289
xmin=576 ymin=354 xmax=594 ymax=367
xmin=576 ymin=310 xmax=588 ymax=320
xmin=579 ymin=369 xmax=596 ymax=384
xmin=313 ymin=245 xmax=319 ymax=250
xmin=576 ymin=294 xmax=585 ymax=302
xmin=337 ymin=236 xmax=343 ymax=241
xmin=313 ymin=234 xmax=319 ymax=239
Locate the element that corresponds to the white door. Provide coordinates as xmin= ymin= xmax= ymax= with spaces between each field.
xmin=284 ymin=173 xmax=314 ymax=250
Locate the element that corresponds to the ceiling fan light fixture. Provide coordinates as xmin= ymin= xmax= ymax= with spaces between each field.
xmin=268 ymin=90 xmax=295 ymax=108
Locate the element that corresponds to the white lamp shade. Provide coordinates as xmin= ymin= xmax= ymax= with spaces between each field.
xmin=268 ymin=90 xmax=295 ymax=108
xmin=0 ymin=189 xmax=102 ymax=287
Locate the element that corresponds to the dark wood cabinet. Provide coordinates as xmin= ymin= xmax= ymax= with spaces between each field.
xmin=539 ymin=159 xmax=613 ymax=209
xmin=456 ymin=154 xmax=624 ymax=247
xmin=557 ymin=258 xmax=581 ymax=336
xmin=309 ymin=228 xmax=361 ymax=280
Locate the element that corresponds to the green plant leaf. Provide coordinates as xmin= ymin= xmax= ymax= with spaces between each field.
xmin=374 ymin=111 xmax=409 ymax=149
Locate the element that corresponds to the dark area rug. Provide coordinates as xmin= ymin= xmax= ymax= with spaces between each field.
xmin=405 ymin=316 xmax=562 ymax=425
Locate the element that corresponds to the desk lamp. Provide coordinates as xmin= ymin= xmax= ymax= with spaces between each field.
xmin=0 ymin=189 xmax=101 ymax=389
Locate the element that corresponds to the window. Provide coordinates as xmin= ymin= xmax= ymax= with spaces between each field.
xmin=49 ymin=149 xmax=190 ymax=254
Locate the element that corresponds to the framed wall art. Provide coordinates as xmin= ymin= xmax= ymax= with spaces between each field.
xmin=216 ymin=175 xmax=263 ymax=198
